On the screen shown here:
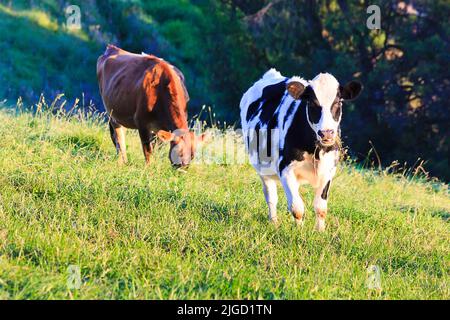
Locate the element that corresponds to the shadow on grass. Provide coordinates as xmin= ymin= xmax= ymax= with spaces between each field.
xmin=115 ymin=187 xmax=235 ymax=223
xmin=55 ymin=134 xmax=101 ymax=152
xmin=431 ymin=210 xmax=450 ymax=223
xmin=51 ymin=133 xmax=107 ymax=160
xmin=398 ymin=205 xmax=449 ymax=223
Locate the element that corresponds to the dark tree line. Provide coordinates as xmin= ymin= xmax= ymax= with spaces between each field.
xmin=223 ymin=0 xmax=449 ymax=180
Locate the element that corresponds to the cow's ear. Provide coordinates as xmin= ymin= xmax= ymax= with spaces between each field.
xmin=157 ymin=130 xmax=175 ymax=142
xmin=340 ymin=81 xmax=362 ymax=101
xmin=286 ymin=81 xmax=306 ymax=100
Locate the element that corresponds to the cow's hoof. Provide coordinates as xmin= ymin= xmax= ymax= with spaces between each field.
xmin=315 ymin=219 xmax=326 ymax=232
xmin=118 ymin=157 xmax=128 ymax=165
xmin=294 ymin=217 xmax=305 ymax=227
xmin=269 ymin=216 xmax=279 ymax=227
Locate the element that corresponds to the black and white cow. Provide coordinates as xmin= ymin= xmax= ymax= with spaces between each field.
xmin=240 ymin=69 xmax=362 ymax=231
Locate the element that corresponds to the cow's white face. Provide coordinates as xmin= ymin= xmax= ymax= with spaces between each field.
xmin=286 ymin=73 xmax=362 ymax=147
xmin=307 ymin=73 xmax=342 ymax=146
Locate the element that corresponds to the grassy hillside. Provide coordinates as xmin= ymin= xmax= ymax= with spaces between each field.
xmin=0 ymin=103 xmax=448 ymax=299
xmin=0 ymin=1 xmax=258 ymax=118
xmin=0 ymin=3 xmax=99 ymax=104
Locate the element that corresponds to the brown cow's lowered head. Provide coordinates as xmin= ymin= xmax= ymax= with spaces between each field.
xmin=157 ymin=130 xmax=209 ymax=168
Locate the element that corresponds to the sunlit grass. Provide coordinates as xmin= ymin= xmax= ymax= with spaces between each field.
xmin=0 ymin=100 xmax=448 ymax=299
xmin=0 ymin=3 xmax=90 ymax=41
xmin=0 ymin=4 xmax=58 ymax=31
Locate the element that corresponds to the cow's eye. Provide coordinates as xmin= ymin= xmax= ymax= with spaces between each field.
xmin=331 ymin=103 xmax=342 ymax=121
xmin=308 ymin=101 xmax=321 ymax=123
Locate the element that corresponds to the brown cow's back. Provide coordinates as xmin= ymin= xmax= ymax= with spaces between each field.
xmin=97 ymin=45 xmax=188 ymax=131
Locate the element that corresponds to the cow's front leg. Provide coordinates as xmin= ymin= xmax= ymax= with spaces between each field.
xmin=260 ymin=175 xmax=279 ymax=224
xmin=109 ymin=120 xmax=127 ymax=164
xmin=138 ymin=128 xmax=155 ymax=165
xmin=314 ymin=180 xmax=331 ymax=232
xmin=281 ymin=168 xmax=305 ymax=226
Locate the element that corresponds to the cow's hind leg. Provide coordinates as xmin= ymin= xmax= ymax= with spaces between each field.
xmin=109 ymin=120 xmax=127 ymax=164
xmin=108 ymin=121 xmax=116 ymax=147
xmin=138 ymin=128 xmax=155 ymax=165
xmin=281 ymin=168 xmax=305 ymax=226
xmin=260 ymin=175 xmax=279 ymax=224
xmin=313 ymin=180 xmax=331 ymax=232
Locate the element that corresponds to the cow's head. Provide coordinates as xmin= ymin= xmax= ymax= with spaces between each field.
xmin=287 ymin=73 xmax=362 ymax=147
xmin=157 ymin=129 xmax=209 ymax=168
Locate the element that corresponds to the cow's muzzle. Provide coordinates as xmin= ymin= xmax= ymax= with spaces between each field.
xmin=318 ymin=129 xmax=335 ymax=146
xmin=172 ymin=163 xmax=190 ymax=171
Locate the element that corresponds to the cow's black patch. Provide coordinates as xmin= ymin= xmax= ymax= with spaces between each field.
xmin=245 ymin=80 xmax=341 ymax=174
xmin=331 ymin=93 xmax=342 ymax=121
xmin=302 ymin=87 xmax=322 ymax=124
xmin=331 ymin=103 xmax=342 ymax=121
xmin=283 ymin=100 xmax=298 ymax=130
xmin=254 ymin=121 xmax=261 ymax=160
xmin=246 ymin=79 xmax=287 ymax=162
xmin=252 ymin=121 xmax=276 ymax=164
xmin=246 ymin=100 xmax=261 ymax=123
xmin=246 ymin=79 xmax=287 ymax=122
xmin=321 ymin=181 xmax=331 ymax=200
xmin=307 ymin=101 xmax=322 ymax=124
xmin=265 ymin=112 xmax=279 ymax=158
xmin=279 ymin=98 xmax=340 ymax=173
xmin=279 ymin=99 xmax=317 ymax=172
xmin=259 ymin=92 xmax=287 ymax=126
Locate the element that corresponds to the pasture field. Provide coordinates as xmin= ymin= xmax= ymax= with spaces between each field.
xmin=0 ymin=105 xmax=448 ymax=300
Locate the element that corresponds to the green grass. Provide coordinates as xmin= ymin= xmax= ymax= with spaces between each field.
xmin=0 ymin=105 xmax=448 ymax=300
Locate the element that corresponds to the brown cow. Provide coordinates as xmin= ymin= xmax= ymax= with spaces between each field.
xmin=97 ymin=45 xmax=206 ymax=168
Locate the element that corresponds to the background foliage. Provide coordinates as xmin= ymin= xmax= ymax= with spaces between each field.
xmin=0 ymin=0 xmax=448 ymax=181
